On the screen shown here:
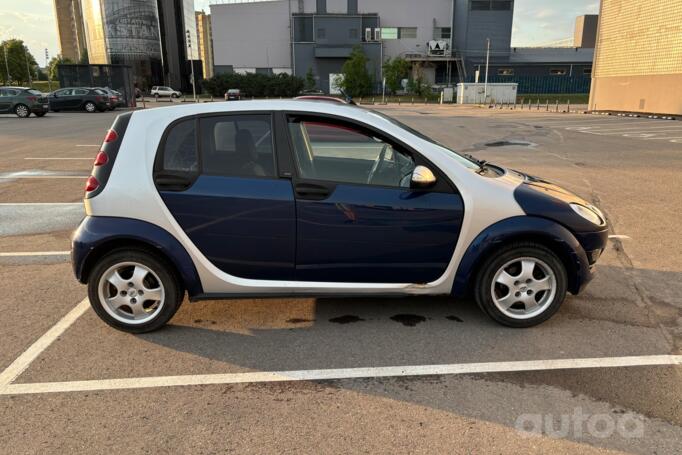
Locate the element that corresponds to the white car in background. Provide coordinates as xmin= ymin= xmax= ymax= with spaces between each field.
xmin=150 ymin=86 xmax=182 ymax=98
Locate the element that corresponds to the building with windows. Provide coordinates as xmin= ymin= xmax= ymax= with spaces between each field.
xmin=53 ymin=0 xmax=87 ymax=62
xmin=210 ymin=0 xmax=594 ymax=94
xmin=61 ymin=0 xmax=200 ymax=91
xmin=589 ymin=0 xmax=682 ymax=115
xmin=196 ymin=10 xmax=215 ymax=79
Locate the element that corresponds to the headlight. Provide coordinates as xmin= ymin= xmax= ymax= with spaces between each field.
xmin=569 ymin=203 xmax=605 ymax=226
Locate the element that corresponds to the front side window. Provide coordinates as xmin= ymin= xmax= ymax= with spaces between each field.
xmin=200 ymin=114 xmax=275 ymax=178
xmin=288 ymin=118 xmax=415 ymax=188
xmin=160 ymin=119 xmax=198 ymax=173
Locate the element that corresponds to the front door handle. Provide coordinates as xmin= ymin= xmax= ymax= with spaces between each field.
xmin=295 ymin=182 xmax=333 ymax=200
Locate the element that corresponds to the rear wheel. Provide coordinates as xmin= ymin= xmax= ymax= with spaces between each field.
xmin=14 ymin=104 xmax=30 ymax=118
xmin=171 ymin=93 xmax=179 ymax=98
xmin=474 ymin=243 xmax=567 ymax=327
xmin=84 ymin=101 xmax=97 ymax=113
xmin=88 ymin=249 xmax=184 ymax=333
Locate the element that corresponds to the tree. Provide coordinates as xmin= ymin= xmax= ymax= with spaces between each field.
xmin=338 ymin=46 xmax=373 ymax=98
xmin=0 ymin=39 xmax=38 ymax=85
xmin=304 ymin=67 xmax=316 ymax=91
xmin=406 ymin=62 xmax=429 ymax=97
xmin=48 ymin=56 xmax=74 ymax=81
xmin=79 ymin=48 xmax=89 ymax=65
xmin=382 ymin=57 xmax=410 ymax=94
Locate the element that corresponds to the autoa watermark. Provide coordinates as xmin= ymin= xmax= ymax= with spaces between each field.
xmin=515 ymin=408 xmax=644 ymax=439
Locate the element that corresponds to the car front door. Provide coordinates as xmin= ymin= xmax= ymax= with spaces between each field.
xmin=286 ymin=115 xmax=464 ymax=284
xmin=155 ymin=113 xmax=296 ymax=280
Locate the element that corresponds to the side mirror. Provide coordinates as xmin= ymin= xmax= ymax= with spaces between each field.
xmin=411 ymin=165 xmax=437 ymax=188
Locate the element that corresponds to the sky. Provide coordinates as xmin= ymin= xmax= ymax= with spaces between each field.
xmin=0 ymin=0 xmax=599 ymax=66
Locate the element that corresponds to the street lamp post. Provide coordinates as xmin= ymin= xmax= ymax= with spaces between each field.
xmin=186 ymin=29 xmax=196 ymax=102
xmin=483 ymin=37 xmax=490 ymax=104
xmin=3 ymin=44 xmax=10 ymax=83
xmin=45 ymin=48 xmax=52 ymax=92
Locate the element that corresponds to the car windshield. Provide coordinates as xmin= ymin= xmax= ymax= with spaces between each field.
xmin=368 ymin=111 xmax=482 ymax=170
xmin=94 ymin=89 xmax=107 ymax=95
xmin=27 ymin=89 xmax=42 ymax=95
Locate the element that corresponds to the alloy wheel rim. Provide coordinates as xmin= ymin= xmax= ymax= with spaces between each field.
xmin=98 ymin=262 xmax=165 ymax=325
xmin=86 ymin=103 xmax=95 ymax=112
xmin=16 ymin=105 xmax=28 ymax=117
xmin=491 ymin=257 xmax=557 ymax=319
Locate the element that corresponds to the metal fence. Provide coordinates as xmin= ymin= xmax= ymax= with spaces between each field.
xmin=465 ymin=75 xmax=591 ymax=94
xmin=57 ymin=64 xmax=136 ymax=107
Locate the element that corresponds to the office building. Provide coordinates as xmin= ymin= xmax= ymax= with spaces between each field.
xmin=196 ymin=10 xmax=214 ymax=79
xmin=589 ymin=0 xmax=682 ymax=115
xmin=53 ymin=0 xmax=87 ymax=61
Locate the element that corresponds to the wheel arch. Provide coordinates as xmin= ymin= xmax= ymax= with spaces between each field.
xmin=73 ymin=216 xmax=203 ymax=298
xmin=452 ymin=216 xmax=589 ymax=297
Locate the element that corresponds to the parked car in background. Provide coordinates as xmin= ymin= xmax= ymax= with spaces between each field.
xmin=97 ymin=87 xmax=126 ymax=110
xmin=48 ymin=87 xmax=110 ymax=113
xmin=0 ymin=87 xmax=49 ymax=118
xmin=72 ymin=100 xmax=608 ymax=333
xmin=224 ymin=89 xmax=241 ymax=101
xmin=151 ymin=86 xmax=182 ymax=98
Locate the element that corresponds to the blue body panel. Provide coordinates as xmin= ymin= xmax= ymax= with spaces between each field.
xmin=71 ymin=216 xmax=203 ymax=297
xmin=296 ymin=184 xmax=464 ymax=283
xmin=452 ymin=216 xmax=605 ymax=297
xmin=160 ymin=175 xmax=296 ymax=280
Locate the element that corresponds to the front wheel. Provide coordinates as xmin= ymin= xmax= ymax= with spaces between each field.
xmin=14 ymin=104 xmax=30 ymax=118
xmin=87 ymin=249 xmax=184 ymax=333
xmin=474 ymin=243 xmax=567 ymax=327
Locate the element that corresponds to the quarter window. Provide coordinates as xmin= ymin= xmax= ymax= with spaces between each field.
xmin=288 ymin=118 xmax=415 ymax=188
xmin=200 ymin=114 xmax=275 ymax=177
xmin=160 ymin=119 xmax=198 ymax=173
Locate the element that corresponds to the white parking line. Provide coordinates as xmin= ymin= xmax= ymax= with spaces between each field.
xmin=0 ymin=251 xmax=70 ymax=257
xmin=0 ymin=298 xmax=89 ymax=392
xmin=0 ymin=176 xmax=87 ymax=179
xmin=0 ymin=202 xmax=81 ymax=206
xmin=24 ymin=157 xmax=92 ymax=160
xmin=2 ymin=354 xmax=680 ymax=396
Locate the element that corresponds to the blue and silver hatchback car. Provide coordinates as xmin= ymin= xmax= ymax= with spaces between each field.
xmin=72 ymin=101 xmax=608 ymax=332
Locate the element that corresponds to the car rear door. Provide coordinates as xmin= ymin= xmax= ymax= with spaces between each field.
xmin=72 ymin=88 xmax=89 ymax=108
xmin=285 ymin=114 xmax=464 ymax=284
xmin=0 ymin=89 xmax=11 ymax=112
xmin=154 ymin=112 xmax=296 ymax=280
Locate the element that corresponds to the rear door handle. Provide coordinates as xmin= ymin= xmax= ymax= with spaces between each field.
xmin=295 ymin=182 xmax=333 ymax=200
xmin=155 ymin=173 xmax=194 ymax=191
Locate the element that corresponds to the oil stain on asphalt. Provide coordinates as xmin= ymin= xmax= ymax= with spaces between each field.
xmin=390 ymin=314 xmax=427 ymax=327
xmin=329 ymin=315 xmax=365 ymax=324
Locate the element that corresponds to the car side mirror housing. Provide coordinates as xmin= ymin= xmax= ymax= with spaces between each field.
xmin=411 ymin=165 xmax=437 ymax=188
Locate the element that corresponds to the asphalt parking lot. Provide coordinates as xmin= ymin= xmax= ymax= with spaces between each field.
xmin=0 ymin=103 xmax=681 ymax=454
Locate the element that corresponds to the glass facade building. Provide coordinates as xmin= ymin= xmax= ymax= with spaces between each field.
xmin=80 ymin=0 xmax=164 ymax=89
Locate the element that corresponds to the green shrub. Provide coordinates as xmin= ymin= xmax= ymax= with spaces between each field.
xmin=202 ymin=72 xmax=304 ymax=98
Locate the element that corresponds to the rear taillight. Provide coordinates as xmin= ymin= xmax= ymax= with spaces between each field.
xmin=103 ymin=129 xmax=118 ymax=143
xmin=27 ymin=96 xmax=37 ymax=102
xmin=94 ymin=151 xmax=108 ymax=166
xmin=85 ymin=176 xmax=100 ymax=192
xmin=95 ymin=95 xmax=102 ymax=102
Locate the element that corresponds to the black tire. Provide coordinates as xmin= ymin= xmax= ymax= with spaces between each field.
xmin=171 ymin=93 xmax=179 ymax=98
xmin=14 ymin=103 xmax=30 ymax=118
xmin=84 ymin=101 xmax=97 ymax=113
xmin=35 ymin=112 xmax=46 ymax=117
xmin=474 ymin=242 xmax=568 ymax=328
xmin=87 ymin=249 xmax=184 ymax=333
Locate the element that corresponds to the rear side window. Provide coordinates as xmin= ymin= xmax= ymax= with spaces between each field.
xmin=160 ymin=119 xmax=198 ymax=173
xmin=199 ymin=114 xmax=275 ymax=177
xmin=75 ymin=89 xmax=88 ymax=95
